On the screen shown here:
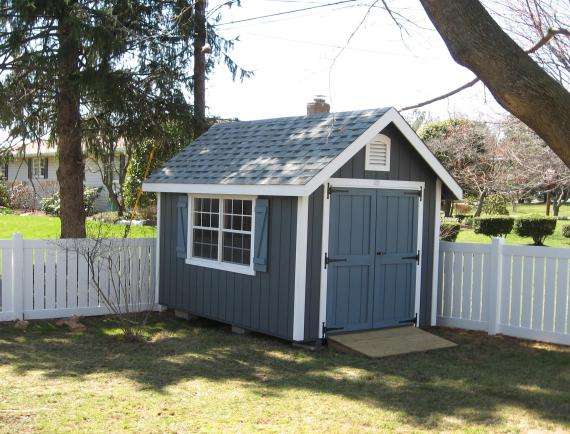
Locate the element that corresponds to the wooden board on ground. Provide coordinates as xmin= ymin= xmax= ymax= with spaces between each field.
xmin=328 ymin=326 xmax=456 ymax=358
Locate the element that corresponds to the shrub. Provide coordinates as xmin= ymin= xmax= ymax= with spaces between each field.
xmin=9 ymin=182 xmax=37 ymax=210
xmin=514 ymin=215 xmax=557 ymax=246
xmin=440 ymin=221 xmax=460 ymax=242
xmin=0 ymin=181 xmax=10 ymax=207
xmin=562 ymin=225 xmax=570 ymax=239
xmin=474 ymin=216 xmax=514 ymax=238
xmin=463 ymin=215 xmax=474 ymax=227
xmin=483 ymin=194 xmax=509 ymax=215
xmin=465 ymin=193 xmax=510 ymax=216
xmin=41 ymin=186 xmax=101 ymax=217
xmin=454 ymin=202 xmax=473 ymax=216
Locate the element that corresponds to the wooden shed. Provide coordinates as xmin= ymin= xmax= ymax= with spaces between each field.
xmin=143 ymin=107 xmax=462 ymax=343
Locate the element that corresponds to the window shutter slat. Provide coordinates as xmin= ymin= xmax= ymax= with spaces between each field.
xmin=253 ymin=198 xmax=269 ymax=272
xmin=176 ymin=195 xmax=188 ymax=259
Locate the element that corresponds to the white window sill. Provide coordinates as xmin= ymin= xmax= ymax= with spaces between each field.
xmin=185 ymin=257 xmax=256 ymax=276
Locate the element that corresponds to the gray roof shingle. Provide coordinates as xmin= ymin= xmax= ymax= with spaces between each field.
xmin=147 ymin=107 xmax=389 ymax=186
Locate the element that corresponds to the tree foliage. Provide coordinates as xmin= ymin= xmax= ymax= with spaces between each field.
xmin=0 ymin=1 xmax=250 ymax=235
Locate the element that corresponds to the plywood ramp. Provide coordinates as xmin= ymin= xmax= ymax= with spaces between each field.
xmin=328 ymin=327 xmax=456 ymax=358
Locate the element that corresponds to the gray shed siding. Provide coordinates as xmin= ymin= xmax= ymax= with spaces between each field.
xmin=159 ymin=193 xmax=298 ymax=340
xmin=304 ymin=123 xmax=439 ymax=340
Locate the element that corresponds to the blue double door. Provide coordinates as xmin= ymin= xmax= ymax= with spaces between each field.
xmin=326 ymin=188 xmax=419 ymax=332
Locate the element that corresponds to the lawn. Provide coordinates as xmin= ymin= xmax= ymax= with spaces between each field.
xmin=1 ymin=314 xmax=569 ymax=432
xmin=456 ymin=203 xmax=570 ymax=247
xmin=0 ymin=215 xmax=156 ymax=239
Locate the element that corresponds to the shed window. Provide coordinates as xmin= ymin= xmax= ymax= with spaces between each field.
xmin=188 ymin=196 xmax=255 ymax=275
xmin=365 ymin=134 xmax=391 ymax=172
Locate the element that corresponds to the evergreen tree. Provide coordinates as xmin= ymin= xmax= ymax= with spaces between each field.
xmin=0 ymin=1 xmax=249 ymax=237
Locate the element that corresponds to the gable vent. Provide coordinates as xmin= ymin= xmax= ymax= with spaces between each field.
xmin=365 ymin=134 xmax=391 ymax=172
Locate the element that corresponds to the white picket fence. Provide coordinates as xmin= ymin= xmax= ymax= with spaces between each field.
xmin=438 ymin=238 xmax=570 ymax=346
xmin=0 ymin=234 xmax=156 ymax=321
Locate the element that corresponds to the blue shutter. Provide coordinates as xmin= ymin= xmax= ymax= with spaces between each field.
xmin=253 ymin=198 xmax=269 ymax=272
xmin=176 ymin=195 xmax=188 ymax=259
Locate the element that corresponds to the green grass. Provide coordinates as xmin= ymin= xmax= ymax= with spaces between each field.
xmin=0 ymin=215 xmax=156 ymax=239
xmin=0 ymin=314 xmax=569 ymax=432
xmin=456 ymin=203 xmax=570 ymax=247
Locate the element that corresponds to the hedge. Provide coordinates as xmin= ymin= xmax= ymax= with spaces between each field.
xmin=440 ymin=221 xmax=460 ymax=242
xmin=473 ymin=216 xmax=514 ymax=238
xmin=514 ymin=215 xmax=557 ymax=246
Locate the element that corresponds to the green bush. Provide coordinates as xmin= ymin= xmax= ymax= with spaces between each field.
xmin=483 ymin=194 xmax=509 ymax=215
xmin=0 ymin=181 xmax=10 ymax=207
xmin=474 ymin=216 xmax=514 ymax=238
xmin=514 ymin=215 xmax=557 ymax=246
xmin=440 ymin=221 xmax=460 ymax=242
xmin=41 ymin=186 xmax=101 ymax=217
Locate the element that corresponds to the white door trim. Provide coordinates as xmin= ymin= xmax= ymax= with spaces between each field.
xmin=431 ymin=179 xmax=442 ymax=326
xmin=318 ymin=178 xmax=425 ymax=338
xmin=293 ymin=196 xmax=309 ymax=341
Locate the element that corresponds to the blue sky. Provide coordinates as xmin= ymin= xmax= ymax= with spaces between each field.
xmin=205 ymin=0 xmax=507 ymax=121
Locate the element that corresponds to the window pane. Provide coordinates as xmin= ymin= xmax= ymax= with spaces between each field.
xmin=243 ymin=216 xmax=252 ymax=232
xmin=224 ymin=199 xmax=232 ymax=214
xmin=195 ymin=198 xmax=202 ymax=211
xmin=193 ymin=229 xmax=218 ymax=260
xmin=212 ymin=199 xmax=219 ymax=213
xmin=211 ymin=213 xmax=219 ymax=228
xmin=233 ymin=200 xmax=243 ymax=214
xmin=243 ymin=200 xmax=252 ymax=215
xmin=222 ymin=233 xmax=251 ymax=265
xmin=232 ymin=215 xmax=242 ymax=231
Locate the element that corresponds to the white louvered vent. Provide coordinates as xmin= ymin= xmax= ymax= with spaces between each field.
xmin=365 ymin=134 xmax=391 ymax=171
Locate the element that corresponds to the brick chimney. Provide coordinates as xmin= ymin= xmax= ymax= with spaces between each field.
xmin=306 ymin=96 xmax=330 ymax=115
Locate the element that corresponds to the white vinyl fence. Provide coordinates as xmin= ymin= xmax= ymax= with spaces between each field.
xmin=0 ymin=234 xmax=156 ymax=321
xmin=438 ymin=238 xmax=570 ymax=346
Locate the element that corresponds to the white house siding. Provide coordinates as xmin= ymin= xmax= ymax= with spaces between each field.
xmin=5 ymin=155 xmax=122 ymax=213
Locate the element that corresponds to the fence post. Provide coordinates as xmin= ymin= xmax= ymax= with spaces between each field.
xmin=487 ymin=237 xmax=504 ymax=335
xmin=12 ymin=233 xmax=24 ymax=320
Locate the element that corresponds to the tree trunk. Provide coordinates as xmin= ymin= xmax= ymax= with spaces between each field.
xmin=193 ymin=0 xmax=207 ymax=137
xmin=546 ymin=191 xmax=551 ymax=216
xmin=419 ymin=0 xmax=570 ymax=166
xmin=474 ymin=190 xmax=487 ymax=217
xmin=57 ymin=15 xmax=85 ymax=238
xmin=442 ymin=199 xmax=452 ymax=217
xmin=101 ymin=154 xmax=125 ymax=217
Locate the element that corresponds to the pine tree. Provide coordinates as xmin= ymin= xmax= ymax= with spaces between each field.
xmin=0 ymin=1 xmax=249 ymax=237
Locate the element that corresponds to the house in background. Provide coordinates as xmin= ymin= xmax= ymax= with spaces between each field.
xmin=3 ymin=141 xmax=126 ymax=212
xmin=144 ymin=101 xmax=462 ymax=344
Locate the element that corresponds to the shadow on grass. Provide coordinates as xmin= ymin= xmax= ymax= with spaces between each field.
xmin=0 ymin=313 xmax=569 ymax=429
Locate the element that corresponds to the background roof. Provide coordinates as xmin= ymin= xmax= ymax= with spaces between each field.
xmin=147 ymin=108 xmax=389 ymax=186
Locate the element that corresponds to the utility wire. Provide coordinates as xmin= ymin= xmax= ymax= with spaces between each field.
xmin=213 ymin=0 xmax=358 ymax=27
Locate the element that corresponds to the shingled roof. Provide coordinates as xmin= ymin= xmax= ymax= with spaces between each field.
xmin=147 ymin=108 xmax=389 ymax=186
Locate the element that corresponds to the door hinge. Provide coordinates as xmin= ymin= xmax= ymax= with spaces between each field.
xmin=402 ymin=250 xmax=420 ymax=265
xmin=326 ymin=183 xmax=348 ymax=199
xmin=404 ymin=186 xmax=423 ymax=201
xmin=398 ymin=313 xmax=418 ymax=326
xmin=322 ymin=322 xmax=344 ymax=340
xmin=324 ymin=252 xmax=347 ymax=269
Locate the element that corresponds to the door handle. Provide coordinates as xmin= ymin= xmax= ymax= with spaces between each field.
xmin=376 ymin=251 xmax=385 ymax=256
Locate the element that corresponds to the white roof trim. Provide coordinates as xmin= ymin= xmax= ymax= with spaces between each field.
xmin=142 ymin=182 xmax=305 ymax=196
xmin=143 ymin=108 xmax=463 ymax=199
xmin=303 ymin=108 xmax=462 ymax=199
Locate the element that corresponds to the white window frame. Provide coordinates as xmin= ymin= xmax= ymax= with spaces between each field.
xmin=185 ymin=194 xmax=256 ymax=276
xmin=364 ymin=134 xmax=391 ymax=172
xmin=31 ymin=157 xmax=46 ymax=178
